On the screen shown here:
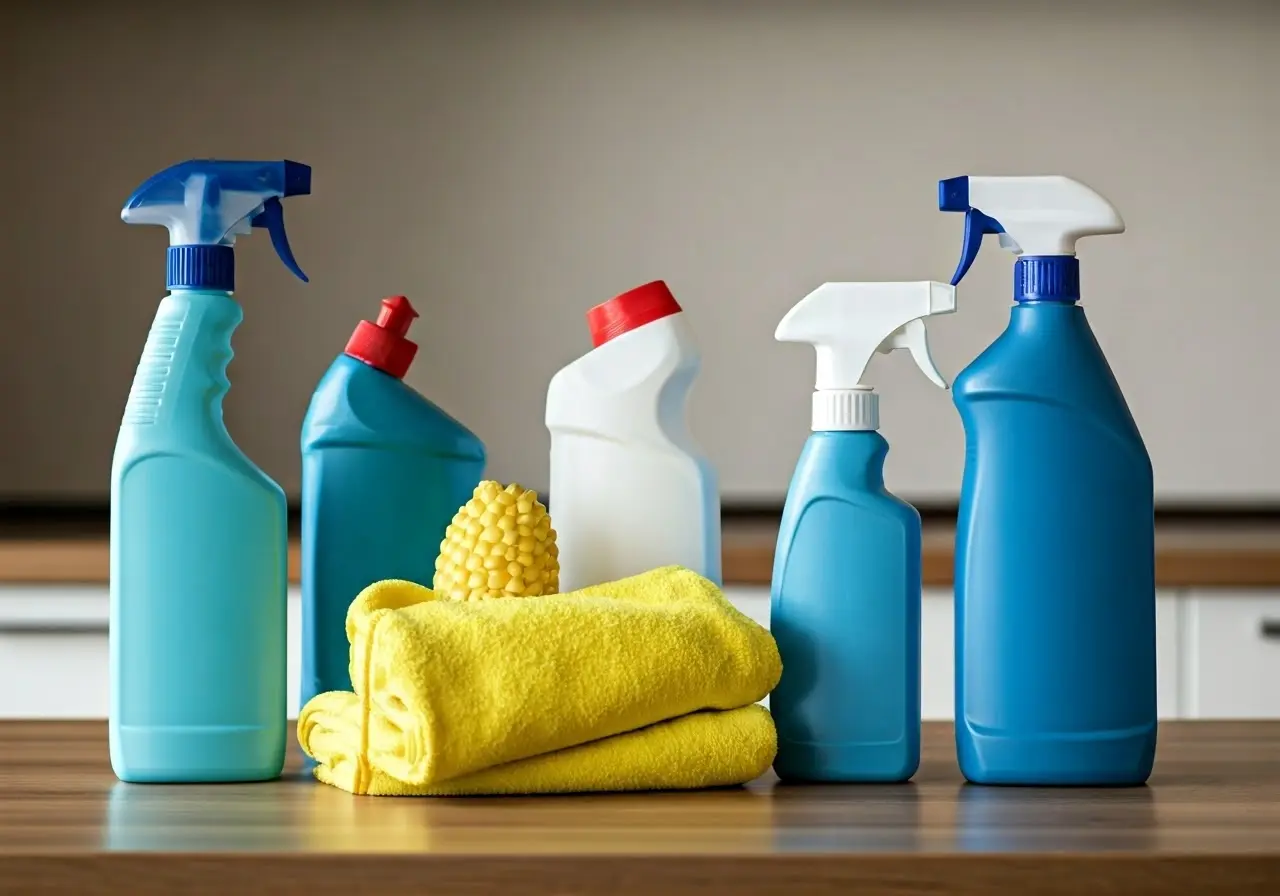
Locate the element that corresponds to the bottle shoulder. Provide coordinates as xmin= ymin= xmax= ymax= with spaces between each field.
xmin=780 ymin=482 xmax=918 ymax=524
xmin=114 ymin=445 xmax=286 ymax=508
xmin=546 ymin=317 xmax=698 ymax=423
xmin=957 ymin=304 xmax=1110 ymax=386
xmin=954 ymin=305 xmax=1142 ymax=436
xmin=785 ymin=441 xmax=913 ymax=512
xmin=774 ymin=487 xmax=920 ymax=580
xmin=303 ymin=356 xmax=485 ymax=457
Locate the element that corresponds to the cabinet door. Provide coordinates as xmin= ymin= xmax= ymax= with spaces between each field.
xmin=1155 ymin=593 xmax=1181 ymax=720
xmin=1184 ymin=591 xmax=1280 ymax=719
xmin=0 ymin=586 xmax=304 ymax=720
xmin=0 ymin=586 xmax=109 ymax=719
xmin=920 ymin=590 xmax=954 ymax=720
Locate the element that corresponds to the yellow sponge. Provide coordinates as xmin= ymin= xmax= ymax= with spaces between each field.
xmin=433 ymin=481 xmax=559 ymax=601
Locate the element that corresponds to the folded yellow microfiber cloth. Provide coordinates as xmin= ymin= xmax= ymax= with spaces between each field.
xmin=301 ymin=692 xmax=776 ymax=796
xmin=297 ymin=565 xmax=782 ymax=795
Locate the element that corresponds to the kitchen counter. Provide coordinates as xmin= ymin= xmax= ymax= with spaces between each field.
xmin=4 ymin=515 xmax=1280 ymax=587
xmin=1 ymin=721 xmax=1277 ymax=895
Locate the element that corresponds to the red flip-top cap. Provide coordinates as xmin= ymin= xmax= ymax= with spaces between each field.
xmin=344 ymin=295 xmax=420 ymax=379
xmin=586 ymin=280 xmax=682 ymax=348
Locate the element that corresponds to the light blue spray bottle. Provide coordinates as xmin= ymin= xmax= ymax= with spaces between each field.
xmin=770 ymin=281 xmax=956 ymax=783
xmin=111 ymin=160 xmax=311 ymax=783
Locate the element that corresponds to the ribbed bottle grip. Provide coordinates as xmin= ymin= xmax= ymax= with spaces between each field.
xmin=123 ymin=310 xmax=186 ymax=425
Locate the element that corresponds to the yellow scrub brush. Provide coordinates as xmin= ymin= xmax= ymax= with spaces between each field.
xmin=434 ymin=481 xmax=559 ymax=600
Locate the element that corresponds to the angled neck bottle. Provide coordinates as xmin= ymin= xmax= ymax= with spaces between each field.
xmin=300 ymin=295 xmax=486 ymax=721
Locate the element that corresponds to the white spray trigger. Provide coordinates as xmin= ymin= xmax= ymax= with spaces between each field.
xmin=776 ymin=281 xmax=955 ymax=431
xmin=880 ymin=318 xmax=948 ymax=390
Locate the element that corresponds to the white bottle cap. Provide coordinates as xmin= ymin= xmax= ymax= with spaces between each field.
xmin=813 ymin=387 xmax=878 ymax=431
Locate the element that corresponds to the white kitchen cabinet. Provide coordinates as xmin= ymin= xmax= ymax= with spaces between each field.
xmin=0 ymin=585 xmax=1240 ymax=721
xmin=921 ymin=590 xmax=955 ymax=720
xmin=1183 ymin=590 xmax=1280 ymax=719
xmin=0 ymin=586 xmax=109 ymax=719
xmin=0 ymin=585 xmax=303 ymax=720
xmin=724 ymin=586 xmax=770 ymax=629
xmin=1155 ymin=593 xmax=1182 ymax=720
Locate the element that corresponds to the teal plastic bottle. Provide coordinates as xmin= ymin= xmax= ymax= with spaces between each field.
xmin=111 ymin=160 xmax=312 ymax=783
xmin=770 ymin=281 xmax=956 ymax=782
xmin=299 ymin=295 xmax=485 ymax=714
xmin=940 ymin=175 xmax=1157 ymax=786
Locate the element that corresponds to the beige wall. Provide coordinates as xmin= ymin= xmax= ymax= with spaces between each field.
xmin=3 ymin=0 xmax=1278 ymax=505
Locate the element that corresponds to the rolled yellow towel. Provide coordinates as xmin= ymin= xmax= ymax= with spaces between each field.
xmin=300 ymin=691 xmax=776 ymax=796
xmin=301 ymin=564 xmax=781 ymax=791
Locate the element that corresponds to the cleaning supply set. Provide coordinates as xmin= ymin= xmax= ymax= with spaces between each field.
xmin=296 ymin=479 xmax=777 ymax=795
xmin=111 ymin=158 xmax=1154 ymax=795
xmin=765 ymin=174 xmax=1154 ymax=789
xmin=301 ymin=278 xmax=717 ymax=736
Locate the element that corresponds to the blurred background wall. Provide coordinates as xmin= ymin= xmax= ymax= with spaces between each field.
xmin=2 ymin=0 xmax=1277 ymax=508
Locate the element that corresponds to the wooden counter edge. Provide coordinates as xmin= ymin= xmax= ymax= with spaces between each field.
xmin=2 ymin=852 xmax=1277 ymax=896
xmin=4 ymin=533 xmax=1280 ymax=588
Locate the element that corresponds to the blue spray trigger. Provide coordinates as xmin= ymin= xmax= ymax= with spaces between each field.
xmin=948 ymin=209 xmax=1004 ymax=287
xmin=251 ymin=197 xmax=308 ymax=283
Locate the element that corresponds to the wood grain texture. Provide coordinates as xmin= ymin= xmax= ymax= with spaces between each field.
xmin=5 ymin=520 xmax=1280 ymax=587
xmin=0 ymin=721 xmax=1277 ymax=894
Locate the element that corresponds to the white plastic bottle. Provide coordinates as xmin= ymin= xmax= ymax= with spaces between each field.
xmin=546 ymin=280 xmax=721 ymax=592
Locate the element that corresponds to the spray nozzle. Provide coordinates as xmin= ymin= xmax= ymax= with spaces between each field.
xmin=939 ymin=175 xmax=1125 ymax=289
xmin=122 ymin=159 xmax=312 ymax=292
xmin=776 ymin=281 xmax=954 ymax=430
xmin=777 ymin=280 xmax=954 ymax=390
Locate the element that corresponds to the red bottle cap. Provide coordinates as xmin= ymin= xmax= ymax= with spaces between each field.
xmin=585 ymin=280 xmax=682 ymax=348
xmin=344 ymin=295 xmax=420 ymax=379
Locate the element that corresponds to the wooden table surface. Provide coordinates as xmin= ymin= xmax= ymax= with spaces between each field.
xmin=2 ymin=721 xmax=1278 ymax=895
xmin=5 ymin=517 xmax=1280 ymax=588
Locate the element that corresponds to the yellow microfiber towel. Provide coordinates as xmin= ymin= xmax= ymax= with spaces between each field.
xmin=298 ymin=564 xmax=782 ymax=794
xmin=300 ymin=691 xmax=776 ymax=796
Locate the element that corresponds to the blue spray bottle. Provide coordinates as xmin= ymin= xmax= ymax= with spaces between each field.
xmin=112 ymin=160 xmax=311 ymax=783
xmin=940 ymin=175 xmax=1156 ymax=786
xmin=770 ymin=281 xmax=956 ymax=782
xmin=300 ymin=295 xmax=485 ymax=714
